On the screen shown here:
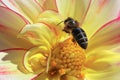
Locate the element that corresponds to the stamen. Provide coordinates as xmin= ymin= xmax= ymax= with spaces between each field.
xmin=49 ymin=37 xmax=86 ymax=78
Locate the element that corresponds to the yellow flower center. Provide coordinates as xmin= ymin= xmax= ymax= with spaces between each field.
xmin=24 ymin=37 xmax=86 ymax=79
xmin=49 ymin=37 xmax=86 ymax=78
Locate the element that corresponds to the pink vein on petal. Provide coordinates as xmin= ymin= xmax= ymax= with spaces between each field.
xmin=43 ymin=0 xmax=58 ymax=12
xmin=92 ymin=16 xmax=120 ymax=38
xmin=0 ymin=24 xmax=7 ymax=32
xmin=0 ymin=48 xmax=27 ymax=52
xmin=81 ymin=0 xmax=92 ymax=25
xmin=34 ymin=0 xmax=44 ymax=11
xmin=54 ymin=0 xmax=58 ymax=12
xmin=39 ymin=22 xmax=59 ymax=36
xmin=31 ymin=72 xmax=44 ymax=80
xmin=0 ymin=67 xmax=17 ymax=75
xmin=8 ymin=0 xmax=17 ymax=8
xmin=0 ymin=6 xmax=30 ymax=24
xmin=0 ymin=0 xmax=7 ymax=7
xmin=109 ymin=32 xmax=120 ymax=44
xmin=1 ymin=0 xmax=43 ymax=12
xmin=0 ymin=0 xmax=8 ymax=7
xmin=118 ymin=10 xmax=120 ymax=17
xmin=0 ymin=24 xmax=18 ymax=32
xmin=96 ymin=0 xmax=108 ymax=13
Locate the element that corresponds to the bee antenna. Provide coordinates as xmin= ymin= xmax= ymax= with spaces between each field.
xmin=56 ymin=21 xmax=64 ymax=26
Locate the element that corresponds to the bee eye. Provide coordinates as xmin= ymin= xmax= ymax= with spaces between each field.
xmin=68 ymin=21 xmax=76 ymax=26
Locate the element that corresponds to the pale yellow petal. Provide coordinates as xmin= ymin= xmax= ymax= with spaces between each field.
xmin=1 ymin=0 xmax=43 ymax=23
xmin=0 ymin=50 xmax=29 ymax=73
xmin=56 ymin=0 xmax=91 ymax=23
xmin=0 ymin=26 xmax=33 ymax=51
xmin=85 ymin=50 xmax=120 ymax=80
xmin=87 ymin=17 xmax=120 ymax=53
xmin=83 ymin=0 xmax=120 ymax=39
xmin=37 ymin=10 xmax=61 ymax=28
xmin=0 ymin=52 xmax=34 ymax=80
xmin=0 ymin=7 xmax=29 ymax=32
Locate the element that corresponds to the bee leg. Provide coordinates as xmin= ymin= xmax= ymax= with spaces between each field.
xmin=62 ymin=29 xmax=70 ymax=33
xmin=72 ymin=38 xmax=78 ymax=46
xmin=72 ymin=38 xmax=76 ymax=43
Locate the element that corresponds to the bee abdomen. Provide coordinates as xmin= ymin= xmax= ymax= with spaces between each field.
xmin=77 ymin=40 xmax=88 ymax=49
xmin=72 ymin=27 xmax=88 ymax=49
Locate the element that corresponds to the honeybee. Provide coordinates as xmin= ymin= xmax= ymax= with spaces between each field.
xmin=62 ymin=17 xmax=88 ymax=49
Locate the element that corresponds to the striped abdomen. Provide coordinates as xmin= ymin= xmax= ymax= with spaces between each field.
xmin=72 ymin=27 xmax=88 ymax=49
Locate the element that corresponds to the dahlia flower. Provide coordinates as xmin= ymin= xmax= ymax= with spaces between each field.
xmin=0 ymin=0 xmax=120 ymax=80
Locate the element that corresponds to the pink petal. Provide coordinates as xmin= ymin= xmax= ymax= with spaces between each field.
xmin=31 ymin=72 xmax=46 ymax=80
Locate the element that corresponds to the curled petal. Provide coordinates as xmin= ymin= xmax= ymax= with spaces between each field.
xmin=83 ymin=0 xmax=120 ymax=39
xmin=56 ymin=0 xmax=91 ymax=23
xmin=37 ymin=10 xmax=61 ymax=29
xmin=1 ymin=0 xmax=43 ymax=23
xmin=19 ymin=23 xmax=57 ymax=48
xmin=85 ymin=50 xmax=120 ymax=80
xmin=87 ymin=17 xmax=120 ymax=53
xmin=37 ymin=10 xmax=69 ymax=42
xmin=23 ymin=46 xmax=49 ymax=73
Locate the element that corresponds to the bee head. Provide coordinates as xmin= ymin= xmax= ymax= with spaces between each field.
xmin=64 ymin=17 xmax=78 ymax=28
